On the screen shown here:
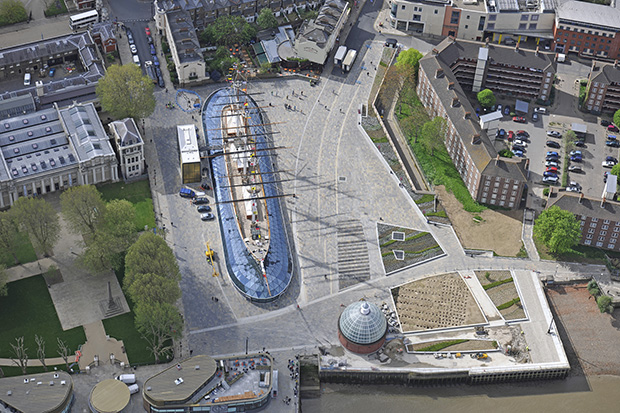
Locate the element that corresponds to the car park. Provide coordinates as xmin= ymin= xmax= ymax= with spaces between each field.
xmin=130 ymin=44 xmax=138 ymax=54
xmin=504 ymin=106 xmax=511 ymax=116
xmin=601 ymin=120 xmax=611 ymax=127
xmin=546 ymin=140 xmax=560 ymax=148
xmin=197 ymin=205 xmax=212 ymax=213
xmin=609 ymin=125 xmax=620 ymax=132
xmin=543 ymin=176 xmax=559 ymax=184
xmin=606 ymin=140 xmax=620 ymax=147
xmin=569 ymin=165 xmax=583 ymax=172
xmin=201 ymin=213 xmax=215 ymax=221
xmin=512 ymin=116 xmax=526 ymax=123
xmin=547 ymin=130 xmax=562 ymax=138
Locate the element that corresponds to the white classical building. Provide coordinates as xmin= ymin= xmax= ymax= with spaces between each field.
xmin=0 ymin=102 xmax=118 ymax=208
xmin=108 ymin=118 xmax=145 ymax=180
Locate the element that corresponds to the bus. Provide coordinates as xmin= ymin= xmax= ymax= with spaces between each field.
xmin=69 ymin=10 xmax=99 ymax=31
xmin=271 ymin=370 xmax=278 ymax=398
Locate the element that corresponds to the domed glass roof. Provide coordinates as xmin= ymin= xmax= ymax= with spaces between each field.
xmin=339 ymin=301 xmax=387 ymax=345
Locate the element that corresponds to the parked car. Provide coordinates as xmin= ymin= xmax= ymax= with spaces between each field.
xmin=574 ymin=140 xmax=586 ymax=147
xmin=497 ymin=104 xmax=503 ymax=113
xmin=604 ymin=171 xmax=609 ymax=182
xmin=569 ymin=150 xmax=582 ymax=157
xmin=546 ymin=151 xmax=559 ymax=157
xmin=570 ymin=155 xmax=582 ymax=162
xmin=514 ymin=139 xmax=527 ymax=146
xmin=546 ymin=167 xmax=558 ymax=173
xmin=23 ymin=73 xmax=31 ymax=86
xmin=609 ymin=124 xmax=620 ymax=133
xmin=179 ymin=187 xmax=195 ymax=198
xmin=201 ymin=213 xmax=215 ymax=221
xmin=150 ymin=44 xmax=156 ymax=55
xmin=546 ymin=140 xmax=560 ymax=148
xmin=504 ymin=105 xmax=511 ymax=116
xmin=475 ymin=107 xmax=480 ymax=117
xmin=507 ymin=130 xmax=515 ymax=140
xmin=516 ymin=130 xmax=529 ymax=138
xmin=146 ymin=35 xmax=153 ymax=44
xmin=606 ymin=140 xmax=620 ymax=147
xmin=145 ymin=27 xmax=151 ymax=36
xmin=152 ymin=55 xmax=160 ymax=66
xmin=194 ymin=197 xmax=209 ymax=204
xmin=543 ymin=176 xmax=559 ymax=184
xmin=534 ymin=107 xmax=547 ymax=114
xmin=608 ymin=135 xmax=617 ymax=140
xmin=200 ymin=182 xmax=211 ymax=190
xmin=496 ymin=129 xmax=506 ymax=139
xmin=513 ymin=150 xmax=525 ymax=157
xmin=126 ymin=29 xmax=134 ymax=44
xmin=48 ymin=68 xmax=56 ymax=77
xmin=532 ymin=113 xmax=539 ymax=122
xmin=512 ymin=144 xmax=526 ymax=152
xmin=606 ymin=156 xmax=618 ymax=163
xmin=512 ymin=116 xmax=526 ymax=123
xmin=130 ymin=44 xmax=137 ymax=54
xmin=547 ymin=130 xmax=562 ymax=138
xmin=546 ymin=160 xmax=559 ymax=168
xmin=197 ymin=205 xmax=212 ymax=213
xmin=566 ymin=185 xmax=581 ymax=193
xmin=543 ymin=171 xmax=558 ymax=177
xmin=568 ymin=165 xmax=583 ymax=172
xmin=601 ymin=120 xmax=611 ymax=127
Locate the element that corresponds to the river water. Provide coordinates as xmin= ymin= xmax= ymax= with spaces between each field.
xmin=301 ymin=375 xmax=620 ymax=413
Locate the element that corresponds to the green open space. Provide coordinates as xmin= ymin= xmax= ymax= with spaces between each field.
xmin=44 ymin=0 xmax=68 ymax=17
xmin=0 ymin=231 xmax=37 ymax=268
xmin=0 ymin=276 xmax=85 ymax=359
xmin=97 ymin=180 xmax=156 ymax=231
xmin=534 ymin=234 xmax=620 ymax=264
xmin=397 ymin=86 xmax=484 ymax=213
xmin=101 ymin=269 xmax=157 ymax=365
xmin=0 ymin=364 xmax=70 ymax=378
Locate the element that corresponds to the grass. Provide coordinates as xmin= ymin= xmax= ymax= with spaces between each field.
xmin=516 ymin=243 xmax=529 ymax=258
xmin=0 ymin=276 xmax=86 ymax=359
xmin=417 ymin=339 xmax=469 ymax=352
xmin=425 ymin=210 xmax=448 ymax=218
xmin=0 ymin=364 xmax=70 ymax=378
xmin=97 ymin=180 xmax=156 ymax=231
xmin=415 ymin=194 xmax=435 ymax=204
xmin=101 ymin=268 xmax=156 ymax=365
xmin=397 ymin=86 xmax=484 ymax=213
xmin=44 ymin=0 xmax=68 ymax=17
xmin=0 ymin=231 xmax=37 ymax=268
xmin=497 ymin=298 xmax=521 ymax=311
xmin=483 ymin=277 xmax=514 ymax=290
xmin=534 ymin=234 xmax=620 ymax=263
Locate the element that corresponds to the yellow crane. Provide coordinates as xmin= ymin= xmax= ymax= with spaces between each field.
xmin=205 ymin=242 xmax=218 ymax=277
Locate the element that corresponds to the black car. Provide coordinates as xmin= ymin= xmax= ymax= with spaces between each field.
xmin=546 ymin=155 xmax=559 ymax=162
xmin=601 ymin=120 xmax=611 ymax=127
xmin=546 ymin=140 xmax=561 ymax=148
xmin=503 ymin=105 xmax=511 ymax=116
xmin=512 ymin=145 xmax=525 ymax=152
xmin=606 ymin=156 xmax=618 ymax=163
xmin=146 ymin=35 xmax=153 ymax=44
xmin=606 ymin=140 xmax=620 ymax=147
xmin=155 ymin=66 xmax=165 ymax=88
xmin=197 ymin=205 xmax=212 ymax=213
xmin=574 ymin=140 xmax=586 ymax=147
xmin=194 ymin=197 xmax=209 ymax=205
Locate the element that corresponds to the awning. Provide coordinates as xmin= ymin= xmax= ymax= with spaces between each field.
xmin=515 ymin=100 xmax=529 ymax=114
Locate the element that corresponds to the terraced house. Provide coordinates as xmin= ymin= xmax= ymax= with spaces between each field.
xmin=417 ymin=37 xmax=531 ymax=209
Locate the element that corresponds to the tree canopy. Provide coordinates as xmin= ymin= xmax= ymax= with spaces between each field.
xmin=135 ymin=301 xmax=183 ymax=363
xmin=396 ymin=48 xmax=423 ymax=80
xmin=610 ymin=163 xmax=620 ymax=176
xmin=0 ymin=0 xmax=28 ymax=26
xmin=0 ymin=211 xmax=20 ymax=265
xmin=126 ymin=272 xmax=180 ymax=306
xmin=614 ymin=110 xmax=620 ymax=128
xmin=124 ymin=232 xmax=181 ymax=291
xmin=257 ymin=8 xmax=278 ymax=30
xmin=200 ymin=15 xmax=256 ymax=46
xmin=420 ymin=116 xmax=447 ymax=156
xmin=0 ymin=264 xmax=7 ymax=296
xmin=96 ymin=64 xmax=155 ymax=120
xmin=12 ymin=197 xmax=60 ymax=257
xmin=533 ymin=206 xmax=581 ymax=254
xmin=477 ymin=89 xmax=496 ymax=109
xmin=60 ymin=185 xmax=105 ymax=235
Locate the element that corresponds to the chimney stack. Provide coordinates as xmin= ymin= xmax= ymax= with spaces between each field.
xmin=448 ymin=82 xmax=455 ymax=90
xmin=451 ymin=97 xmax=460 ymax=107
xmin=615 ymin=59 xmax=618 ymax=68
xmin=471 ymin=133 xmax=480 ymax=144
xmin=435 ymin=68 xmax=444 ymax=78
xmin=485 ymin=37 xmax=490 ymax=47
xmin=601 ymin=195 xmax=606 ymax=207
xmin=579 ymin=193 xmax=584 ymax=204
xmin=515 ymin=42 xmax=520 ymax=52
xmin=495 ymin=154 xmax=500 ymax=166
xmin=464 ymin=111 xmax=471 ymax=120
xmin=535 ymin=46 xmax=539 ymax=56
xmin=432 ymin=48 xmax=439 ymax=55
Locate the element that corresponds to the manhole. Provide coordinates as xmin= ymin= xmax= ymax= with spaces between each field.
xmin=393 ymin=250 xmax=405 ymax=260
xmin=391 ymin=231 xmax=405 ymax=241
xmin=338 ymin=176 xmax=347 ymax=182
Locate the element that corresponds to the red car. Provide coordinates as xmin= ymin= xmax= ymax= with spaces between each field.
xmin=546 ymin=167 xmax=558 ymax=173
xmin=512 ymin=116 xmax=526 ymax=123
xmin=145 ymin=27 xmax=151 ymax=36
xmin=507 ymin=130 xmax=515 ymax=141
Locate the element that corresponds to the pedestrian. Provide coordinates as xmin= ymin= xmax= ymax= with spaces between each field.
xmin=324 ymin=274 xmax=328 ymax=279
xmin=286 ymin=95 xmax=289 ymax=100
xmin=171 ymin=222 xmax=174 ymax=227
xmin=301 ymin=90 xmax=304 ymax=96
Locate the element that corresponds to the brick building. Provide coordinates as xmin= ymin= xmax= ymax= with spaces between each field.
xmin=417 ymin=38 xmax=530 ymax=209
xmin=547 ymin=192 xmax=620 ymax=252
xmin=584 ymin=60 xmax=620 ymax=114
xmin=553 ymin=1 xmax=620 ymax=60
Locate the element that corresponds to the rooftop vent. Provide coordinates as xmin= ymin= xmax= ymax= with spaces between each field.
xmin=464 ymin=111 xmax=471 ymax=120
xmin=435 ymin=68 xmax=444 ymax=78
xmin=448 ymin=82 xmax=455 ymax=90
xmin=451 ymin=97 xmax=460 ymax=107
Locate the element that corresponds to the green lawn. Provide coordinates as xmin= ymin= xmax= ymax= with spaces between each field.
xmin=97 ymin=180 xmax=156 ymax=231
xmin=0 ymin=364 xmax=70 ymax=378
xmin=0 ymin=231 xmax=37 ymax=268
xmin=534 ymin=234 xmax=620 ymax=263
xmin=397 ymin=86 xmax=484 ymax=213
xmin=101 ymin=268 xmax=156 ymax=365
xmin=0 ymin=276 xmax=85 ymax=359
xmin=44 ymin=0 xmax=68 ymax=17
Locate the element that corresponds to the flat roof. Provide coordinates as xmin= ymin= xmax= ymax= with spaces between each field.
xmin=90 ymin=379 xmax=130 ymax=413
xmin=0 ymin=371 xmax=73 ymax=413
xmin=557 ymin=1 xmax=620 ymax=30
xmin=144 ymin=355 xmax=218 ymax=404
xmin=571 ymin=122 xmax=587 ymax=134
xmin=177 ymin=124 xmax=200 ymax=164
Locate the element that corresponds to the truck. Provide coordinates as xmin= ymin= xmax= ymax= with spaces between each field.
xmin=334 ymin=45 xmax=347 ymax=66
xmin=342 ymin=49 xmax=357 ymax=72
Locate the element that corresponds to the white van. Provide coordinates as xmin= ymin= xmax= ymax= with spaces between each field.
xmin=23 ymin=73 xmax=31 ymax=86
xmin=133 ymin=55 xmax=140 ymax=66
xmin=116 ymin=374 xmax=136 ymax=384
xmin=127 ymin=383 xmax=139 ymax=394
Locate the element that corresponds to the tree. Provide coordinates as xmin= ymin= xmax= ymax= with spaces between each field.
xmin=0 ymin=0 xmax=28 ymax=26
xmin=96 ymin=64 xmax=155 ymax=120
xmin=56 ymin=338 xmax=71 ymax=372
xmin=0 ymin=264 xmax=7 ymax=297
xmin=614 ymin=109 xmax=620 ymax=128
xmin=35 ymin=335 xmax=47 ymax=371
xmin=127 ymin=272 xmax=181 ymax=306
xmin=10 ymin=336 xmax=28 ymax=374
xmin=587 ymin=279 xmax=600 ymax=296
xmin=200 ymin=15 xmax=256 ymax=46
xmin=124 ymin=232 xmax=181 ymax=291
xmin=0 ymin=211 xmax=19 ymax=265
xmin=401 ymin=104 xmax=429 ymax=144
xmin=533 ymin=206 xmax=581 ymax=254
xmin=257 ymin=8 xmax=278 ymax=30
xmin=135 ymin=302 xmax=183 ymax=363
xmin=12 ymin=197 xmax=60 ymax=257
xmin=396 ymin=48 xmax=423 ymax=81
xmin=420 ymin=116 xmax=447 ymax=156
xmin=477 ymin=89 xmax=496 ymax=109
xmin=80 ymin=199 xmax=137 ymax=273
xmin=60 ymin=185 xmax=105 ymax=235
xmin=597 ymin=295 xmax=613 ymax=313
xmin=610 ymin=163 xmax=620 ymax=176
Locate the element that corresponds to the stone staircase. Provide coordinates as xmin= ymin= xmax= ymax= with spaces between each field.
xmin=337 ymin=219 xmax=370 ymax=290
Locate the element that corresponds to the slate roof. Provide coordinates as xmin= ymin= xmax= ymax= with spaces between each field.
xmin=109 ymin=118 xmax=142 ymax=147
xmin=166 ymin=8 xmax=204 ymax=64
xmin=590 ymin=61 xmax=620 ymax=85
xmin=547 ymin=192 xmax=620 ymax=223
xmin=59 ymin=103 xmax=115 ymax=162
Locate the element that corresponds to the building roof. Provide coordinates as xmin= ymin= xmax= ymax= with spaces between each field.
xmin=59 ymin=103 xmax=115 ymax=162
xmin=143 ymin=355 xmax=218 ymax=404
xmin=547 ymin=192 xmax=620 ymax=223
xmin=339 ymin=301 xmax=387 ymax=345
xmin=589 ymin=61 xmax=620 ymax=85
xmin=166 ymin=7 xmax=204 ymax=64
xmin=0 ymin=371 xmax=73 ymax=413
xmin=556 ymin=0 xmax=620 ymax=30
xmin=0 ymin=94 xmax=36 ymax=119
xmin=89 ymin=379 xmax=130 ymax=412
xmin=91 ymin=22 xmax=116 ymax=42
xmin=296 ymin=0 xmax=347 ymax=47
xmin=177 ymin=124 xmax=200 ymax=164
xmin=571 ymin=122 xmax=587 ymax=134
xmin=109 ymin=118 xmax=142 ymax=147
